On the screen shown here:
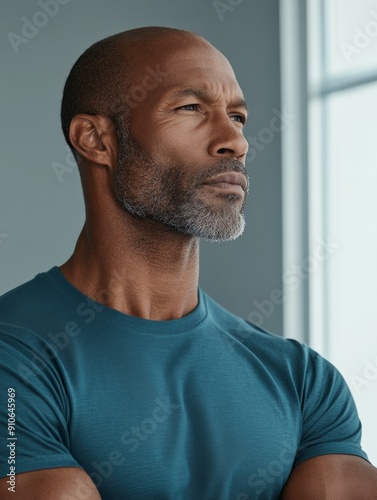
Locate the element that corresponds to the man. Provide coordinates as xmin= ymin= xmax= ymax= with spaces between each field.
xmin=0 ymin=26 xmax=376 ymax=499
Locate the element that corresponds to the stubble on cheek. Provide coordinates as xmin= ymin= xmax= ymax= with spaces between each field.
xmin=113 ymin=122 xmax=249 ymax=240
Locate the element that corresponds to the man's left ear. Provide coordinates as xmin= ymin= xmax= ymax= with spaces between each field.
xmin=69 ymin=114 xmax=117 ymax=167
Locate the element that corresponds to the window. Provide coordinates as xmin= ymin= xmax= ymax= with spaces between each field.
xmin=281 ymin=0 xmax=377 ymax=464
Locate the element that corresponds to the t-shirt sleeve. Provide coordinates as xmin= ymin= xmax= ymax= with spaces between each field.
xmin=294 ymin=345 xmax=369 ymax=467
xmin=0 ymin=326 xmax=80 ymax=477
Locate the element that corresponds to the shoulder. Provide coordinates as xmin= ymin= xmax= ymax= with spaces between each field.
xmin=0 ymin=269 xmax=64 ymax=370
xmin=0 ymin=269 xmax=50 ymax=318
xmin=0 ymin=267 xmax=69 ymax=330
xmin=203 ymin=289 xmax=320 ymax=367
xmin=202 ymin=290 xmax=351 ymax=403
xmin=203 ymin=293 xmax=367 ymax=466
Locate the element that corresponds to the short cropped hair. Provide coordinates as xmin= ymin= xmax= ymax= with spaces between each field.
xmin=60 ymin=26 xmax=191 ymax=153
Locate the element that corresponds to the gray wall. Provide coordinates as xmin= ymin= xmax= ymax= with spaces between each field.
xmin=0 ymin=0 xmax=283 ymax=334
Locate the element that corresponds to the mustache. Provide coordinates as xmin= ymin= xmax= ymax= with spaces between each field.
xmin=194 ymin=159 xmax=249 ymax=189
xmin=116 ymin=126 xmax=250 ymax=193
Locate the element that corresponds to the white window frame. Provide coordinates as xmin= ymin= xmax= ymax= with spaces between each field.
xmin=280 ymin=0 xmax=377 ymax=352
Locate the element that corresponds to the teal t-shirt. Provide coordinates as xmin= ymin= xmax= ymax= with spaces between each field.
xmin=0 ymin=267 xmax=368 ymax=499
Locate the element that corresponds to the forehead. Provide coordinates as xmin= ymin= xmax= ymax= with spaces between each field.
xmin=159 ymin=71 xmax=247 ymax=111
xmin=127 ymin=37 xmax=245 ymax=101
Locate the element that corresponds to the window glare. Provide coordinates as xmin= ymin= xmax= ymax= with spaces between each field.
xmin=327 ymin=82 xmax=377 ymax=461
xmin=327 ymin=0 xmax=377 ymax=77
xmin=308 ymin=0 xmax=377 ymax=464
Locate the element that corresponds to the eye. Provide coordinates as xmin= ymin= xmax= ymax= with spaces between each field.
xmin=230 ymin=114 xmax=246 ymax=124
xmin=177 ymin=104 xmax=200 ymax=111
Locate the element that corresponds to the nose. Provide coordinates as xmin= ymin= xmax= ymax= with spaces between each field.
xmin=207 ymin=115 xmax=249 ymax=161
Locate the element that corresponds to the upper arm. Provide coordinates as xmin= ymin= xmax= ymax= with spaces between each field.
xmin=292 ymin=346 xmax=369 ymax=466
xmin=0 ymin=467 xmax=101 ymax=500
xmin=281 ymin=454 xmax=377 ymax=499
xmin=0 ymin=329 xmax=100 ymax=498
xmin=0 ymin=330 xmax=81 ymax=478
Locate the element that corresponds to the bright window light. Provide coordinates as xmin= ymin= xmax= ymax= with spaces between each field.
xmin=282 ymin=0 xmax=377 ymax=464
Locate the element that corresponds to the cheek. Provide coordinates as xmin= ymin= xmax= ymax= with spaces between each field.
xmin=131 ymin=114 xmax=208 ymax=162
xmin=156 ymin=127 xmax=207 ymax=161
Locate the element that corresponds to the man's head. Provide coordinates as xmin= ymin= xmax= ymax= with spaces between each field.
xmin=61 ymin=26 xmax=250 ymax=242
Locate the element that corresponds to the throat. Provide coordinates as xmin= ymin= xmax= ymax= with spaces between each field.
xmin=59 ymin=225 xmax=200 ymax=321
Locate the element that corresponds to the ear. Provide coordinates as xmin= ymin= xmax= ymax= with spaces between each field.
xmin=69 ymin=114 xmax=117 ymax=168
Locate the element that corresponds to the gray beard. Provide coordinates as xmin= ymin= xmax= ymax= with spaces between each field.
xmin=113 ymin=119 xmax=249 ymax=242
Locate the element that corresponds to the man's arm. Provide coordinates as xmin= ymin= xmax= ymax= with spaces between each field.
xmin=0 ymin=468 xmax=101 ymax=500
xmin=281 ymin=454 xmax=377 ymax=499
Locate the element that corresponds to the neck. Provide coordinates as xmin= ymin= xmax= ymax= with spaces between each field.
xmin=60 ymin=210 xmax=200 ymax=321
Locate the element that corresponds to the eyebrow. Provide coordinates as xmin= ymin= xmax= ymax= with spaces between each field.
xmin=167 ymin=88 xmax=249 ymax=113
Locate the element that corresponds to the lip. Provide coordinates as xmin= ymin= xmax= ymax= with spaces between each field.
xmin=202 ymin=172 xmax=248 ymax=192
